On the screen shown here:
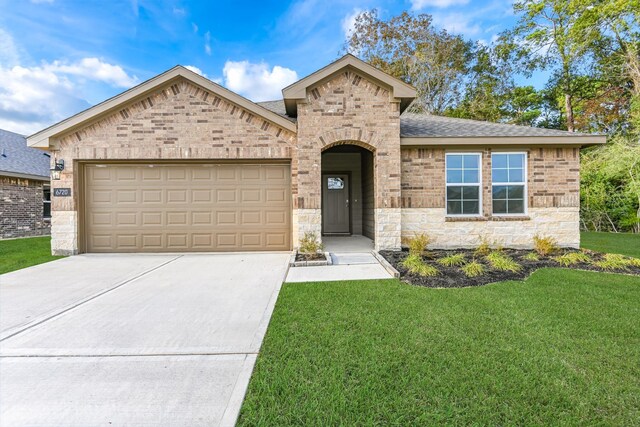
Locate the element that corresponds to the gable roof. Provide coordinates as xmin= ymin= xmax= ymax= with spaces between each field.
xmin=0 ymin=129 xmax=50 ymax=180
xmin=281 ymin=54 xmax=417 ymax=117
xmin=27 ymin=66 xmax=297 ymax=148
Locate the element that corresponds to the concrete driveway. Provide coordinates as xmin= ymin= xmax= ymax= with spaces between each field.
xmin=0 ymin=253 xmax=290 ymax=427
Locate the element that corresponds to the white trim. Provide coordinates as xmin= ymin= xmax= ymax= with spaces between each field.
xmin=491 ymin=151 xmax=528 ymax=216
xmin=444 ymin=152 xmax=483 ymax=217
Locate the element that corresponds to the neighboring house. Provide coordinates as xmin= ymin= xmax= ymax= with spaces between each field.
xmin=1 ymin=129 xmax=51 ymax=239
xmin=26 ymin=54 xmax=604 ymax=256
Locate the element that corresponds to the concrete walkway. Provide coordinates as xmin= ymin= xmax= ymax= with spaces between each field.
xmin=0 ymin=253 xmax=290 ymax=427
xmin=285 ymin=252 xmax=393 ymax=283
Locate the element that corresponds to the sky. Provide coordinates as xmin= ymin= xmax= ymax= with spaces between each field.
xmin=0 ymin=0 xmax=520 ymax=135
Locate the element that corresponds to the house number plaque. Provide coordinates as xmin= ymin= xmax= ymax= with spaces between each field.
xmin=53 ymin=188 xmax=71 ymax=197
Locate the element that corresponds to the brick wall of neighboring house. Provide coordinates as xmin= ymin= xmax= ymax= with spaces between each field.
xmin=0 ymin=176 xmax=50 ymax=239
xmin=295 ymin=70 xmax=402 ymax=249
xmin=400 ymin=147 xmax=580 ymax=248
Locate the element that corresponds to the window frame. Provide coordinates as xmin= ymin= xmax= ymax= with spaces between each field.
xmin=491 ymin=151 xmax=528 ymax=217
xmin=445 ymin=152 xmax=483 ymax=217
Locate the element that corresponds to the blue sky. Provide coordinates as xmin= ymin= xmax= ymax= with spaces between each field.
xmin=0 ymin=0 xmax=519 ymax=135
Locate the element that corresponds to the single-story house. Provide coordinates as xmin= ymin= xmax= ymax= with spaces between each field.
xmin=26 ymin=54 xmax=605 ymax=256
xmin=1 ymin=129 xmax=51 ymax=239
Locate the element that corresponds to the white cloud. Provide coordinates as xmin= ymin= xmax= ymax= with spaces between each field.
xmin=48 ymin=58 xmax=138 ymax=87
xmin=204 ymin=31 xmax=211 ymax=55
xmin=0 ymin=58 xmax=138 ymax=134
xmin=0 ymin=28 xmax=20 ymax=66
xmin=184 ymin=65 xmax=207 ymax=78
xmin=432 ymin=12 xmax=482 ymax=36
xmin=172 ymin=7 xmax=186 ymax=17
xmin=192 ymin=22 xmax=198 ymax=33
xmin=410 ymin=0 xmax=469 ymax=9
xmin=341 ymin=8 xmax=362 ymax=39
xmin=222 ymin=61 xmax=298 ymax=102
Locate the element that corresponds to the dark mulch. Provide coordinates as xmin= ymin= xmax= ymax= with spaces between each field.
xmin=379 ymin=248 xmax=640 ymax=288
xmin=295 ymin=252 xmax=327 ymax=262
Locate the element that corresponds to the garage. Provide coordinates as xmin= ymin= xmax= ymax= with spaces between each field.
xmin=82 ymin=163 xmax=291 ymax=252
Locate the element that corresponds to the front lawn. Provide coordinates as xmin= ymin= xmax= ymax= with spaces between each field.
xmin=0 ymin=236 xmax=64 ymax=275
xmin=239 ymin=269 xmax=640 ymax=425
xmin=581 ymin=231 xmax=640 ymax=258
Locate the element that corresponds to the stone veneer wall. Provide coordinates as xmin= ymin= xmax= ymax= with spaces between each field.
xmin=0 ymin=176 xmax=50 ymax=239
xmin=49 ymin=78 xmax=296 ymax=255
xmin=295 ymin=70 xmax=402 ymax=250
xmin=400 ymin=147 xmax=581 ymax=248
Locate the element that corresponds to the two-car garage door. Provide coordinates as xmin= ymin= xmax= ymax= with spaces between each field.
xmin=83 ymin=163 xmax=291 ymax=252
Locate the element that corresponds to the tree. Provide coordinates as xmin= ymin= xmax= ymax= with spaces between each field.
xmin=507 ymin=0 xmax=596 ymax=132
xmin=344 ymin=10 xmax=473 ymax=114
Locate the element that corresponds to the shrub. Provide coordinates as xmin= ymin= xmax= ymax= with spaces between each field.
xmin=462 ymin=260 xmax=485 ymax=277
xmin=533 ymin=235 xmax=558 ymax=256
xmin=298 ymin=232 xmax=323 ymax=254
xmin=401 ymin=253 xmax=438 ymax=276
xmin=486 ymin=251 xmax=522 ymax=272
xmin=437 ymin=253 xmax=466 ymax=267
xmin=628 ymin=257 xmax=640 ymax=267
xmin=474 ymin=235 xmax=492 ymax=257
xmin=593 ymin=253 xmax=630 ymax=271
xmin=404 ymin=233 xmax=431 ymax=255
xmin=523 ymin=252 xmax=540 ymax=261
xmin=553 ymin=252 xmax=592 ymax=267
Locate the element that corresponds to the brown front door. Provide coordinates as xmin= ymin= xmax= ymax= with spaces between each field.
xmin=322 ymin=174 xmax=350 ymax=234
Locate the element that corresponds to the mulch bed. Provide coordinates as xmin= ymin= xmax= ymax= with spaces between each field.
xmin=379 ymin=248 xmax=640 ymax=288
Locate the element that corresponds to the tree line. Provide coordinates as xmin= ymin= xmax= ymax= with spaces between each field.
xmin=344 ymin=0 xmax=640 ymax=233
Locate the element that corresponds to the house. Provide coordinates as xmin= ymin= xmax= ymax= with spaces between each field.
xmin=1 ymin=129 xmax=51 ymax=239
xmin=26 ymin=54 xmax=605 ymax=256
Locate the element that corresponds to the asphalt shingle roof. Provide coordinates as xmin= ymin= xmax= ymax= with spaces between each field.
xmin=0 ymin=129 xmax=50 ymax=179
xmin=256 ymin=99 xmax=586 ymax=138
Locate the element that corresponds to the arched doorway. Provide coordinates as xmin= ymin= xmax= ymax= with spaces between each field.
xmin=321 ymin=142 xmax=375 ymax=250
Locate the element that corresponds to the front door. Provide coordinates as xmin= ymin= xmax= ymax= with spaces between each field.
xmin=322 ymin=174 xmax=350 ymax=234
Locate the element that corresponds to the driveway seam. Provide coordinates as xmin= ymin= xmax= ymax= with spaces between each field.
xmin=0 ymin=255 xmax=183 ymax=342
xmin=0 ymin=352 xmax=258 ymax=358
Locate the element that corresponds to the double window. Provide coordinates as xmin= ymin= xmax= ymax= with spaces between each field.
xmin=491 ymin=153 xmax=526 ymax=215
xmin=446 ymin=153 xmax=481 ymax=216
xmin=445 ymin=152 xmax=527 ymax=216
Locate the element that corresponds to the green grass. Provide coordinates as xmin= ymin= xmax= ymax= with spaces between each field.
xmin=0 ymin=237 xmax=64 ymax=274
xmin=581 ymin=231 xmax=640 ymax=258
xmin=239 ymin=269 xmax=640 ymax=426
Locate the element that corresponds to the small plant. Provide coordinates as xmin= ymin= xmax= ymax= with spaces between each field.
xmin=523 ymin=252 xmax=540 ymax=261
xmin=401 ymin=253 xmax=438 ymax=277
xmin=553 ymin=251 xmax=591 ymax=267
xmin=298 ymin=232 xmax=323 ymax=254
xmin=486 ymin=251 xmax=522 ymax=272
xmin=404 ymin=233 xmax=431 ymax=256
xmin=593 ymin=253 xmax=630 ymax=271
xmin=437 ymin=253 xmax=466 ymax=267
xmin=474 ymin=235 xmax=492 ymax=257
xmin=627 ymin=257 xmax=640 ymax=267
xmin=533 ymin=234 xmax=558 ymax=256
xmin=462 ymin=260 xmax=486 ymax=277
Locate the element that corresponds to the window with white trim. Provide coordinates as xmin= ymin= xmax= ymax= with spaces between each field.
xmin=446 ymin=153 xmax=481 ymax=215
xmin=491 ymin=153 xmax=526 ymax=215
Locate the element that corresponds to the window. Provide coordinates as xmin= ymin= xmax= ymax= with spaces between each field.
xmin=43 ymin=185 xmax=51 ymax=219
xmin=446 ymin=153 xmax=481 ymax=215
xmin=492 ymin=153 xmax=526 ymax=215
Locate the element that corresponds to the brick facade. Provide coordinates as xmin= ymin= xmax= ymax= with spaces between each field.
xmin=42 ymin=66 xmax=584 ymax=254
xmin=295 ymin=70 xmax=402 ymax=249
xmin=401 ymin=147 xmax=580 ymax=212
xmin=0 ymin=176 xmax=50 ymax=239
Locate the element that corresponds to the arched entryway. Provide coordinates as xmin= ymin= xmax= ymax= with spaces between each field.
xmin=321 ymin=142 xmax=375 ymax=251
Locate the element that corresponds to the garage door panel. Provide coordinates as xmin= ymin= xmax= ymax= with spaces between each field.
xmin=84 ymin=163 xmax=290 ymax=252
